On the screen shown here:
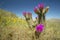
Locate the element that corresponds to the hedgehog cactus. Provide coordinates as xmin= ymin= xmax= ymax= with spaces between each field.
xmin=34 ymin=4 xmax=49 ymax=25
xmin=34 ymin=4 xmax=49 ymax=39
xmin=23 ymin=12 xmax=35 ymax=29
xmin=23 ymin=3 xmax=49 ymax=39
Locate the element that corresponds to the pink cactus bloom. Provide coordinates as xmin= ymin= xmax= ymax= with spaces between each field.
xmin=23 ymin=12 xmax=27 ymax=16
xmin=36 ymin=24 xmax=44 ymax=32
xmin=23 ymin=12 xmax=32 ymax=17
xmin=38 ymin=3 xmax=44 ymax=9
xmin=34 ymin=7 xmax=39 ymax=13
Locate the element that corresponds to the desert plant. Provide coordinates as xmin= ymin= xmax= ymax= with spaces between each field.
xmin=23 ymin=3 xmax=49 ymax=40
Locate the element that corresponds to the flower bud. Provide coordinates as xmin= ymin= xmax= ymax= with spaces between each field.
xmin=34 ymin=7 xmax=40 ymax=14
xmin=23 ymin=12 xmax=27 ymax=17
xmin=45 ymin=6 xmax=49 ymax=12
xmin=38 ymin=3 xmax=44 ymax=10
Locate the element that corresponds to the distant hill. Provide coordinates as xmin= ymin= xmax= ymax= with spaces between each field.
xmin=0 ymin=9 xmax=18 ymax=18
xmin=0 ymin=9 xmax=27 ymax=27
xmin=47 ymin=18 xmax=60 ymax=23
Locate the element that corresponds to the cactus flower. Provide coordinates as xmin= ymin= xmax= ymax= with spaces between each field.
xmin=23 ymin=11 xmax=32 ymax=19
xmin=38 ymin=3 xmax=44 ymax=9
xmin=34 ymin=7 xmax=40 ymax=14
xmin=23 ymin=12 xmax=27 ymax=17
xmin=36 ymin=24 xmax=44 ymax=32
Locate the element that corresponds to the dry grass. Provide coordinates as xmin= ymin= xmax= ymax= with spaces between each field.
xmin=0 ymin=20 xmax=60 ymax=40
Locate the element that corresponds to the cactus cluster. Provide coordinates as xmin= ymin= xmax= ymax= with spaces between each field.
xmin=23 ymin=3 xmax=49 ymax=39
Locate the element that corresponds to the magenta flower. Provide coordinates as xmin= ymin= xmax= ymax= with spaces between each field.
xmin=23 ymin=12 xmax=27 ymax=17
xmin=38 ymin=3 xmax=44 ymax=9
xmin=34 ymin=7 xmax=39 ymax=13
xmin=36 ymin=24 xmax=44 ymax=32
xmin=23 ymin=12 xmax=32 ymax=17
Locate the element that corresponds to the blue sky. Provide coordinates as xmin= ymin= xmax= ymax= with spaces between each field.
xmin=0 ymin=0 xmax=60 ymax=19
